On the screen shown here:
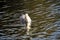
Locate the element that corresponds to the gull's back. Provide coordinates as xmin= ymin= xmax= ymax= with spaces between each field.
xmin=20 ymin=14 xmax=26 ymax=24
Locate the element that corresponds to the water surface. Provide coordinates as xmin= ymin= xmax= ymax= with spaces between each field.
xmin=0 ymin=0 xmax=60 ymax=40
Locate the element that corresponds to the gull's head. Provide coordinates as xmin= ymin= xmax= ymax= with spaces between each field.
xmin=25 ymin=13 xmax=28 ymax=15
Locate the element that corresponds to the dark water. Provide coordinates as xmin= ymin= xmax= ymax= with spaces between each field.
xmin=0 ymin=0 xmax=60 ymax=40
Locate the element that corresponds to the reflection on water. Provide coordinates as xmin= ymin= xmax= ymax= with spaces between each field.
xmin=0 ymin=0 xmax=60 ymax=40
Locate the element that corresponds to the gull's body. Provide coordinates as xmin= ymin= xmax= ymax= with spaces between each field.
xmin=20 ymin=13 xmax=31 ymax=35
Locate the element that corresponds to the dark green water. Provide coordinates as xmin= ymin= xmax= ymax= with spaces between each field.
xmin=0 ymin=0 xmax=60 ymax=40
